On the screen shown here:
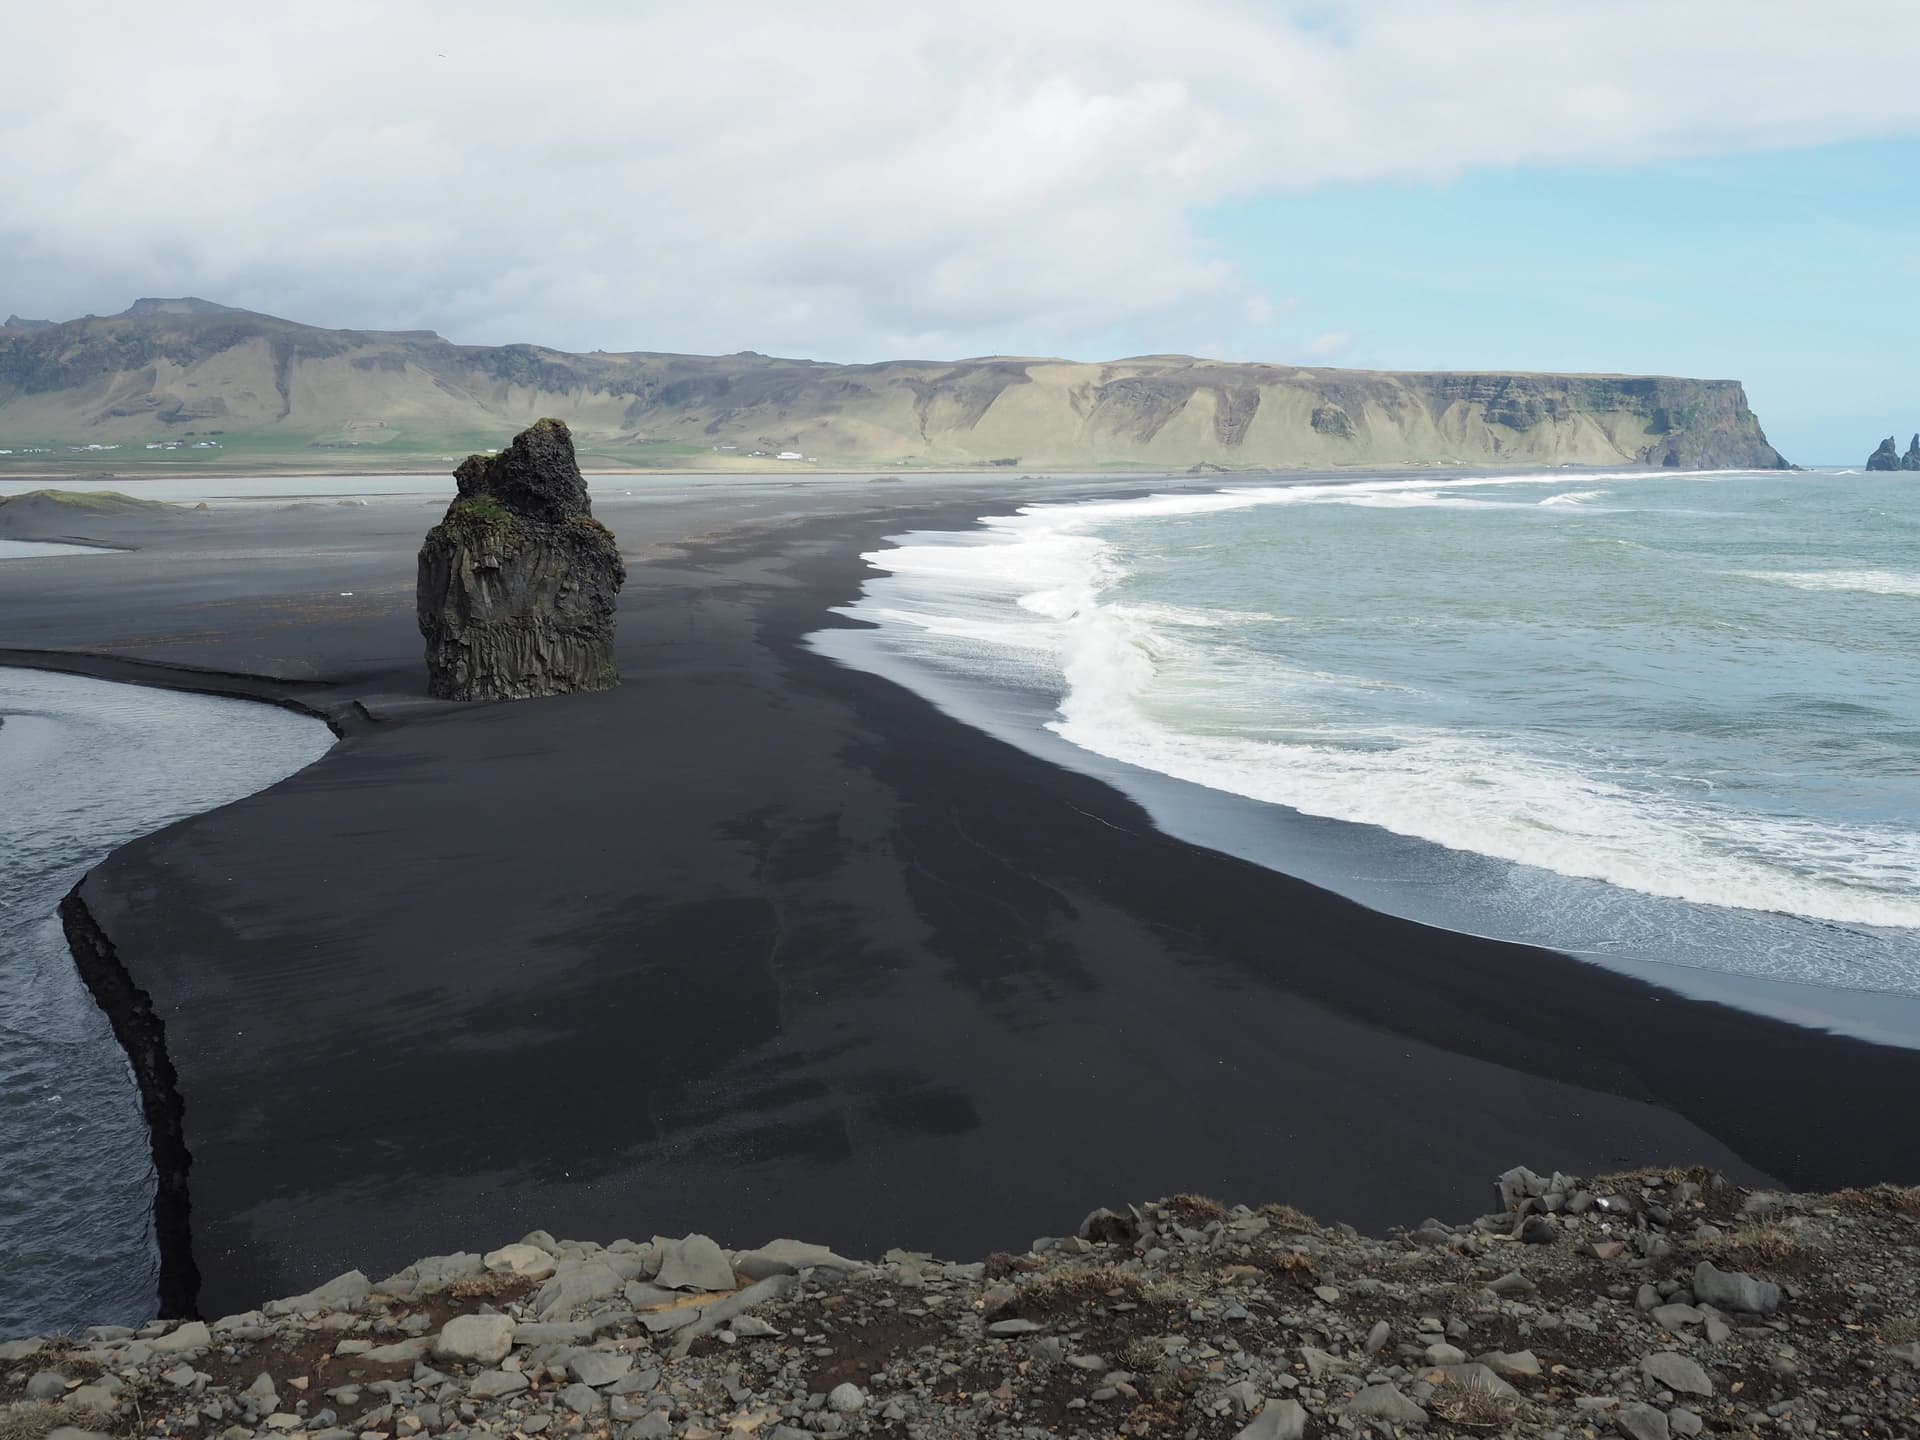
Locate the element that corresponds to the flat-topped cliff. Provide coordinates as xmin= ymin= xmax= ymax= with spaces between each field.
xmin=0 ymin=301 xmax=1789 ymax=471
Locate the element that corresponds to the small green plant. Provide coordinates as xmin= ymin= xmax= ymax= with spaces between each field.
xmin=443 ymin=493 xmax=515 ymax=540
xmin=454 ymin=493 xmax=510 ymax=523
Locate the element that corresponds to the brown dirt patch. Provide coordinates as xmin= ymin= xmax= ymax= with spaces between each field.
xmin=183 ymin=1276 xmax=539 ymax=1428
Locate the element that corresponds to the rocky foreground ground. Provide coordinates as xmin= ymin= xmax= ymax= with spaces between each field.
xmin=4 ymin=1167 xmax=1916 ymax=1440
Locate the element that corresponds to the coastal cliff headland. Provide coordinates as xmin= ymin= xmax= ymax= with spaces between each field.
xmin=0 ymin=301 xmax=1789 ymax=474
xmin=3 ymin=1168 xmax=1917 ymax=1440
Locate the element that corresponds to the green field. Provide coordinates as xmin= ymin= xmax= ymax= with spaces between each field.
xmin=0 ymin=430 xmax=1171 ymax=478
xmin=0 ymin=431 xmax=757 ymax=477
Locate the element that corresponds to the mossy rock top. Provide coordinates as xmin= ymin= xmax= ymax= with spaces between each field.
xmin=450 ymin=418 xmax=593 ymax=526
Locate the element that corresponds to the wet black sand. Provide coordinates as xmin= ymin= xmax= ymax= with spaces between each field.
xmin=3 ymin=477 xmax=1919 ymax=1321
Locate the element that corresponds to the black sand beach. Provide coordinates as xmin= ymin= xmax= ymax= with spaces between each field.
xmin=4 ymin=476 xmax=1919 ymax=1322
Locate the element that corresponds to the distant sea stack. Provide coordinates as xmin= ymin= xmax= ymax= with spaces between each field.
xmin=1865 ymin=434 xmax=1920 ymax=471
xmin=416 ymin=419 xmax=626 ymax=701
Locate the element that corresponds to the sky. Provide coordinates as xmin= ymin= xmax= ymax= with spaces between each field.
xmin=3 ymin=0 xmax=1918 ymax=461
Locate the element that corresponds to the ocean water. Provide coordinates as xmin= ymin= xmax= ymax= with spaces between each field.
xmin=0 ymin=474 xmax=454 ymax=503
xmin=0 ymin=668 xmax=332 ymax=1337
xmin=0 ymin=539 xmax=114 ymax=559
xmin=817 ymin=468 xmax=1920 ymax=1018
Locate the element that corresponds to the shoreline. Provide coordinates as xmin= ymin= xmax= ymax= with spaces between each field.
xmin=0 ymin=666 xmax=338 ymax=1339
xmin=0 ymin=650 xmax=363 ymax=734
xmin=812 ymin=500 xmax=1920 ymax=1052
xmin=0 ymin=458 xmax=1736 ymax=486
xmin=0 ymin=654 xmax=382 ymax=1320
xmin=58 ymin=891 xmax=198 ymax=1318
xmin=1 ymin=477 xmax=1916 ymax=1325
xmin=817 ymin=622 xmax=1920 ymax=1049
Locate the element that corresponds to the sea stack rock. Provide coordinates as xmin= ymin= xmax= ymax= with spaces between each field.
xmin=417 ymin=419 xmax=625 ymax=700
xmin=1867 ymin=436 xmax=1902 ymax=471
xmin=1905 ymin=434 xmax=1920 ymax=471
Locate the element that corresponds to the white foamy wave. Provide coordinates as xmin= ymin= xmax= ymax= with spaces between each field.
xmin=1050 ymin=652 xmax=1920 ymax=930
xmin=867 ymin=607 xmax=1059 ymax=652
xmin=1312 ymin=490 xmax=1551 ymax=511
xmin=1734 ymin=569 xmax=1920 ymax=598
xmin=1025 ymin=573 xmax=1920 ymax=928
xmin=850 ymin=481 xmax=1920 ymax=930
xmin=866 ymin=472 xmax=1694 ymax=562
xmin=1539 ymin=489 xmax=1610 ymax=507
xmin=1107 ymin=602 xmax=1285 ymax=629
xmin=972 ymin=468 xmax=1740 ymax=527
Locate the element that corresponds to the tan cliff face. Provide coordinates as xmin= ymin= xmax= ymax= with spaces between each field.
xmin=0 ymin=302 xmax=1790 ymax=471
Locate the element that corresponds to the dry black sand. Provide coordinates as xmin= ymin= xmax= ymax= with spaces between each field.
xmin=3 ymin=476 xmax=1917 ymax=1321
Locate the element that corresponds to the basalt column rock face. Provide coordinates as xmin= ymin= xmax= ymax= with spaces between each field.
xmin=417 ymin=419 xmax=626 ymax=700
xmin=1867 ymin=436 xmax=1902 ymax=471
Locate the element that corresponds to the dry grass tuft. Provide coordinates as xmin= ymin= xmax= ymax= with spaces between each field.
xmin=1698 ymin=1222 xmax=1824 ymax=1276
xmin=1081 ymin=1210 xmax=1140 ymax=1246
xmin=1883 ymin=1315 xmax=1920 ymax=1344
xmin=1024 ymin=1263 xmax=1148 ymax=1303
xmin=1124 ymin=1364 xmax=1203 ymax=1438
xmin=1254 ymin=1203 xmax=1319 ymax=1231
xmin=445 ymin=1272 xmax=527 ymax=1300
xmin=1594 ymin=1164 xmax=1716 ymax=1189
xmin=982 ymin=1252 xmax=1045 ymax=1281
xmin=1265 ymin=1251 xmax=1319 ymax=1289
xmin=1825 ymin=1183 xmax=1920 ymax=1216
xmin=1429 ymin=1379 xmax=1522 ymax=1430
xmin=1120 ymin=1337 xmax=1167 ymax=1374
xmin=29 ymin=1342 xmax=102 ymax=1376
xmin=1159 ymin=1194 xmax=1227 ymax=1225
xmin=1001 ymin=1264 xmax=1170 ymax=1318
xmin=0 ymin=1400 xmax=87 ymax=1440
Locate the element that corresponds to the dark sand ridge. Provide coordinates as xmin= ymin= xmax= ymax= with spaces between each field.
xmin=2 ymin=476 xmax=1916 ymax=1323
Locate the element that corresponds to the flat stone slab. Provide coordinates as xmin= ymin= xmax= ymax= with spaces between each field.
xmin=654 ymin=1234 xmax=736 ymax=1293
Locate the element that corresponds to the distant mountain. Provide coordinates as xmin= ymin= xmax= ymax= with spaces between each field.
xmin=0 ymin=300 xmax=1791 ymax=471
xmin=117 ymin=297 xmax=256 ymax=319
xmin=3 ymin=315 xmax=52 ymax=330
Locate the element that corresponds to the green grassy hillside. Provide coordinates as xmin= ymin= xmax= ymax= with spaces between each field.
xmin=0 ymin=301 xmax=1790 ymax=474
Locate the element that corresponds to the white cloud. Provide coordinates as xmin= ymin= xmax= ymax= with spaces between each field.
xmin=3 ymin=0 xmax=1918 ymax=360
xmin=1303 ymin=330 xmax=1357 ymax=361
